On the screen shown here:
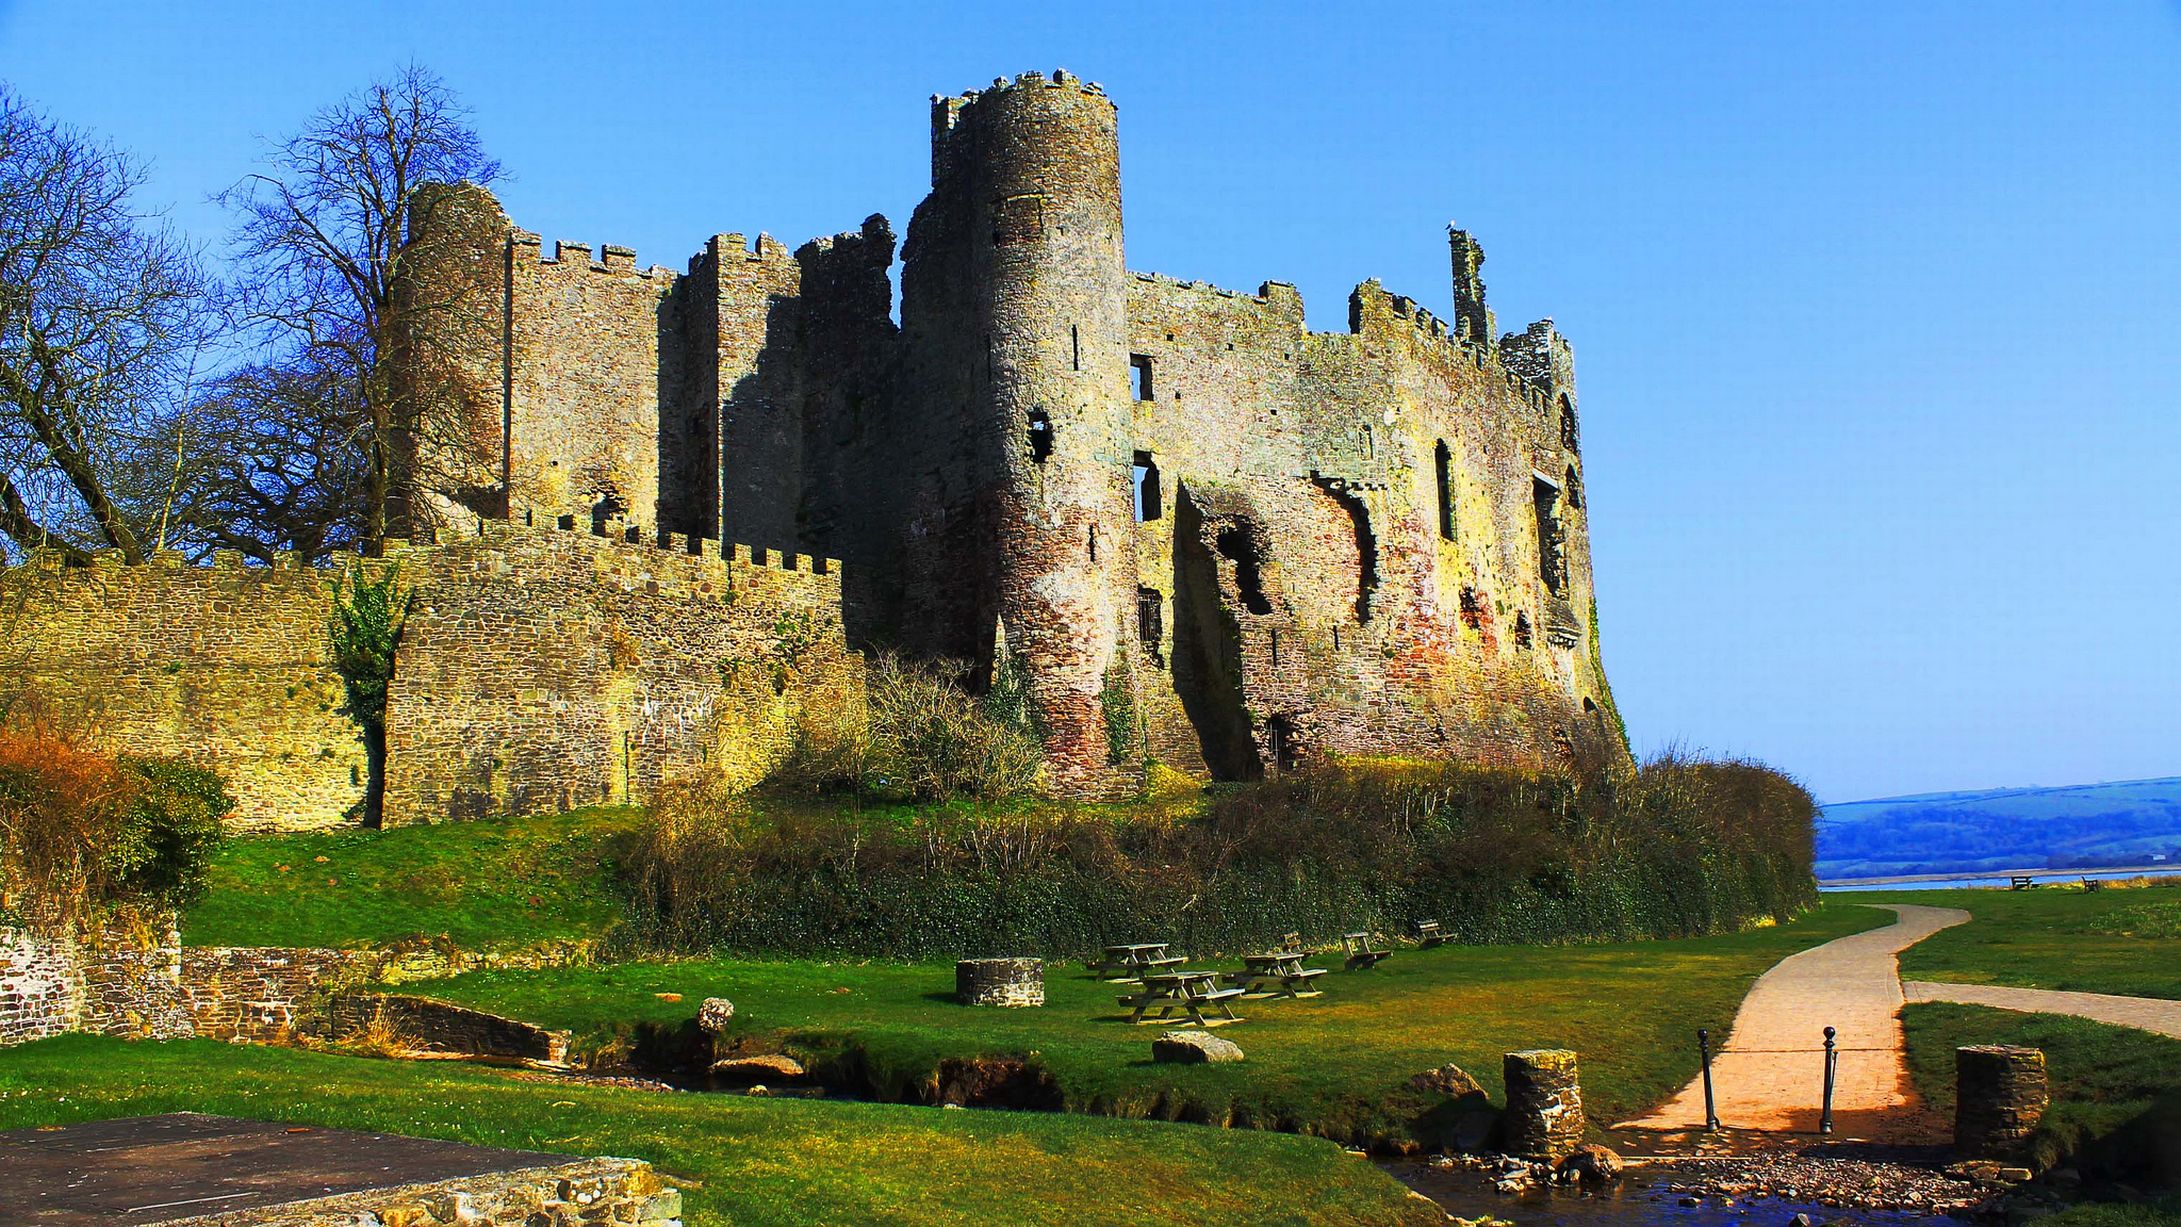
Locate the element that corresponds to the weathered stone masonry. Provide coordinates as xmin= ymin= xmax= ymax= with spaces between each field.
xmin=3 ymin=70 xmax=1622 ymax=819
xmin=0 ymin=526 xmax=858 ymax=828
xmin=393 ymin=70 xmax=1623 ymax=801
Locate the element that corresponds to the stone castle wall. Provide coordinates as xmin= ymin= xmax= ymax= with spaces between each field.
xmin=0 ymin=552 xmax=368 ymax=829
xmin=0 ymin=526 xmax=861 ymax=829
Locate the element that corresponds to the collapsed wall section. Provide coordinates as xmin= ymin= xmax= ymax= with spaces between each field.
xmin=1122 ymin=267 xmax=1616 ymax=777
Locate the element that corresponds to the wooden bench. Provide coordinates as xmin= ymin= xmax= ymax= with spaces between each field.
xmin=2009 ymin=876 xmax=2036 ymax=891
xmin=1411 ymin=919 xmax=1445 ymax=948
xmin=1224 ymin=952 xmax=1328 ymax=999
xmin=1342 ymin=931 xmax=1391 ymax=970
xmin=2082 ymin=876 xmax=2105 ymax=892
xmin=1117 ymin=971 xmax=1245 ymax=1026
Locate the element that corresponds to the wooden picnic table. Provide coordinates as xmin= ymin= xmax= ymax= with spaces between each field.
xmin=1093 ymin=942 xmax=1178 ymax=981
xmin=1117 ymin=970 xmax=1244 ymax=1026
xmin=1225 ymin=951 xmax=1327 ymax=999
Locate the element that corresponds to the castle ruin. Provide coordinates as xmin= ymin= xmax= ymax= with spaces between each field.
xmin=0 ymin=72 xmax=1623 ymax=824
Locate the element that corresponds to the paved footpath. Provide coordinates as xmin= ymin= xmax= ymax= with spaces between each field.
xmin=1904 ymin=981 xmax=2181 ymax=1040
xmin=1619 ymin=904 xmax=1970 ymax=1138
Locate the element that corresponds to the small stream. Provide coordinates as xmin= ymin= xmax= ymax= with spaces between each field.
xmin=1387 ymin=1162 xmax=1954 ymax=1226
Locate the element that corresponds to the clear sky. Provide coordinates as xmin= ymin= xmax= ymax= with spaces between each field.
xmin=4 ymin=1 xmax=2176 ymax=804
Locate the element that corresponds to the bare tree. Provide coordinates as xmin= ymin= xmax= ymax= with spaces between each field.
xmin=0 ymin=86 xmax=216 ymax=564
xmin=177 ymin=356 xmax=369 ymax=562
xmin=220 ymin=64 xmax=501 ymax=554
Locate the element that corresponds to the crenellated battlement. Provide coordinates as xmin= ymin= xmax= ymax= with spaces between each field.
xmin=510 ymin=230 xmax=677 ymax=281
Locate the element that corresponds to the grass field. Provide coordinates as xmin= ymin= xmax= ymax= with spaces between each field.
xmin=1902 ymin=1002 xmax=2181 ymax=1215
xmin=183 ymin=807 xmax=641 ymax=949
xmin=401 ymin=904 xmax=1888 ymax=1145
xmin=0 ymin=1035 xmax=1436 ymax=1227
xmin=1861 ymin=880 xmax=2181 ymax=1000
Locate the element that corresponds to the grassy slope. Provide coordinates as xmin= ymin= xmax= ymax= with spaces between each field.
xmin=1862 ymin=881 xmax=2181 ymax=1000
xmin=183 ymin=808 xmax=641 ymax=949
xmin=0 ymin=1036 xmax=1436 ymax=1227
xmin=1902 ymin=1003 xmax=2181 ymax=1218
xmin=407 ymin=904 xmax=1887 ymax=1141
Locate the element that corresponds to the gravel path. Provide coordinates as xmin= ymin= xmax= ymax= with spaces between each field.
xmin=1617 ymin=904 xmax=1970 ymax=1138
xmin=1904 ymin=980 xmax=2181 ymax=1039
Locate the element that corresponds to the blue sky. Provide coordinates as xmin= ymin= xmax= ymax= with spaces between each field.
xmin=4 ymin=1 xmax=2176 ymax=803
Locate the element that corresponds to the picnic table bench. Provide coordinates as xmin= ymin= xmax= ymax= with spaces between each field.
xmin=1411 ymin=919 xmax=1445 ymax=948
xmin=1224 ymin=951 xmax=1327 ymax=999
xmin=1342 ymin=931 xmax=1392 ymax=970
xmin=1118 ymin=970 xmax=1244 ymax=1026
xmin=1092 ymin=942 xmax=1182 ymax=981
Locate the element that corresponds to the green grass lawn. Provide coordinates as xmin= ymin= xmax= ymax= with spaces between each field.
xmin=183 ymin=807 xmax=641 ymax=949
xmin=399 ymin=903 xmax=1889 ymax=1145
xmin=1861 ymin=881 xmax=2181 ymax=1000
xmin=0 ymin=1035 xmax=1436 ymax=1227
xmin=1902 ymin=1002 xmax=2181 ymax=1210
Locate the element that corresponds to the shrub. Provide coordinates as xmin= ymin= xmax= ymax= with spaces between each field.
xmin=625 ymin=750 xmax=1819 ymax=959
xmin=0 ymin=728 xmax=231 ymax=924
xmin=765 ymin=652 xmax=1042 ymax=804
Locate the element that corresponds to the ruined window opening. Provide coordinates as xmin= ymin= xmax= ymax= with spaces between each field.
xmin=1132 ymin=452 xmax=1162 ymax=522
xmin=1315 ymin=477 xmax=1379 ymax=624
xmin=1434 ymin=440 xmax=1455 ymax=541
xmin=1137 ymin=587 xmax=1164 ymax=666
xmin=1266 ymin=716 xmax=1297 ymax=774
xmin=1269 ymin=627 xmax=1280 ymax=667
xmin=1583 ymin=696 xmax=1598 ymax=714
xmin=1071 ymin=324 xmax=1081 ymax=371
xmin=1532 ymin=476 xmax=1565 ymax=596
xmin=1458 ymin=586 xmax=1483 ymax=626
xmin=1214 ymin=526 xmax=1273 ymax=615
xmin=1566 ymin=464 xmax=1583 ymax=511
xmin=1558 ymin=393 xmax=1579 ymax=450
xmin=1129 ymin=354 xmax=1154 ymax=402
xmin=1361 ymin=423 xmax=1375 ymax=459
xmin=1333 ymin=625 xmax=1342 ymax=651
xmin=1088 ymin=524 xmax=1099 ymax=563
xmin=1027 ymin=409 xmax=1053 ymax=464
xmin=1514 ymin=611 xmax=1533 ymax=649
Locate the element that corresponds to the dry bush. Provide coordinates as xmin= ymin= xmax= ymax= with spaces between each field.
xmin=765 ymin=652 xmax=1042 ymax=804
xmin=0 ymin=727 xmax=230 ymax=926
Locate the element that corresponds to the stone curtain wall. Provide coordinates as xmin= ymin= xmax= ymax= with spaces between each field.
xmin=0 ymin=526 xmax=860 ymax=830
xmin=0 ymin=552 xmax=366 ymax=830
xmin=383 ymin=524 xmax=861 ymax=825
xmin=0 ymin=914 xmax=191 ymax=1048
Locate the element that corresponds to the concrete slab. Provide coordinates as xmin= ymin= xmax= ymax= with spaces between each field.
xmin=0 ymin=1113 xmax=668 ymax=1225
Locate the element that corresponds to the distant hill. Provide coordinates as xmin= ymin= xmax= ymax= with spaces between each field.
xmin=1817 ymin=777 xmax=2181 ymax=881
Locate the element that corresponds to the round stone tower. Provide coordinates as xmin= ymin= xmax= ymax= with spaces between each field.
xmin=936 ymin=71 xmax=1140 ymax=796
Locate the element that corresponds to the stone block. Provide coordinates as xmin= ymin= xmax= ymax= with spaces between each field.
xmin=955 ymin=958 xmax=1044 ymax=1007
xmin=1152 ymin=1031 xmax=1244 ymax=1063
xmin=1503 ymin=1049 xmax=1585 ymax=1161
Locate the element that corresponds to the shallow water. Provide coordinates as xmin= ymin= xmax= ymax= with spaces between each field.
xmin=1386 ymin=1163 xmax=1950 ymax=1226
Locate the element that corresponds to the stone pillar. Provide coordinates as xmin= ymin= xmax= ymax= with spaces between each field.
xmin=1503 ymin=1049 xmax=1585 ymax=1161
xmin=956 ymin=958 xmax=1044 ymax=1007
xmin=1956 ymin=1045 xmax=2048 ymax=1158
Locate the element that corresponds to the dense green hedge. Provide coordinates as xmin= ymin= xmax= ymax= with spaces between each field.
xmin=625 ymin=755 xmax=1818 ymax=960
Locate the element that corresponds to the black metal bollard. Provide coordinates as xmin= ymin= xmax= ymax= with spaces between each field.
xmin=1698 ymin=1028 xmax=1721 ymax=1131
xmin=1820 ymin=1025 xmax=1838 ymax=1135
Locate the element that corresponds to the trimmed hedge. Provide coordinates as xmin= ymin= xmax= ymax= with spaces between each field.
xmin=626 ymin=754 xmax=1818 ymax=960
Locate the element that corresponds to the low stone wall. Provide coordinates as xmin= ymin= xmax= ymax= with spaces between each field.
xmin=1 ymin=913 xmax=190 ymax=1047
xmin=179 ymin=947 xmax=372 ymax=1042
xmin=158 ymin=1156 xmax=681 ymax=1226
xmin=328 ymin=993 xmax=571 ymax=1064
